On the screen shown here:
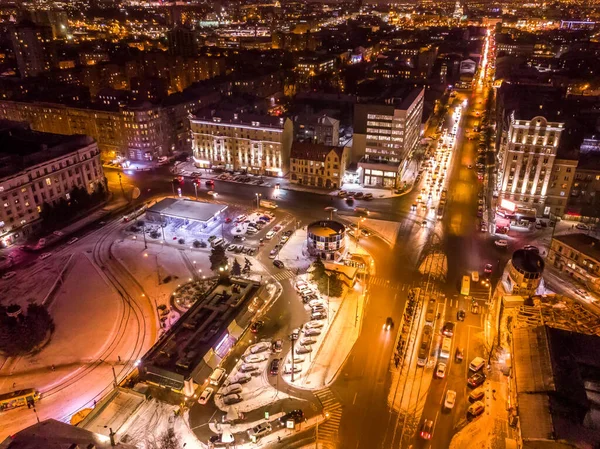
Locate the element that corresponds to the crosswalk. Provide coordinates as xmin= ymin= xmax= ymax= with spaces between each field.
xmin=314 ymin=388 xmax=343 ymax=446
xmin=368 ymin=275 xmax=403 ymax=290
xmin=272 ymin=270 xmax=295 ymax=281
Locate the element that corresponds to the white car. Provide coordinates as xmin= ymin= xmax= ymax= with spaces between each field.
xmin=67 ymin=237 xmax=79 ymax=245
xmin=2 ymin=271 xmax=16 ymax=280
xmin=304 ymin=320 xmax=325 ymax=330
xmin=265 ymin=231 xmax=276 ymax=240
xmin=39 ymin=252 xmax=52 ymax=260
xmin=444 ymin=390 xmax=456 ymax=409
xmin=284 ymin=364 xmax=302 ymax=374
xmin=308 ymin=299 xmax=324 ymax=308
xmin=303 ymin=328 xmax=321 ymax=337
xmin=244 ymin=354 xmax=267 ymax=364
xmin=198 ymin=387 xmax=214 ymax=405
xmin=208 ymin=191 xmax=218 ymax=196
xmin=436 ymin=362 xmax=447 ymax=378
xmin=494 ymin=239 xmax=508 ymax=248
xmin=220 ymin=383 xmax=243 ymax=396
xmin=249 ymin=342 xmax=270 ymax=354
xmin=300 ymin=337 xmax=316 ymax=346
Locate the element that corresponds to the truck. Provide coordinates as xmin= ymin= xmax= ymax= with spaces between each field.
xmin=260 ymin=199 xmax=278 ymax=209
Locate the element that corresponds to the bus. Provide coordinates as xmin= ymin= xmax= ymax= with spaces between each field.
xmin=440 ymin=336 xmax=452 ymax=359
xmin=417 ymin=325 xmax=433 ymax=367
xmin=0 ymin=389 xmax=40 ymax=411
xmin=259 ymin=199 xmax=278 ymax=209
xmin=461 ymin=275 xmax=470 ymax=296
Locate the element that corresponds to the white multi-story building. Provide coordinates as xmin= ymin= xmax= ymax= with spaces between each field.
xmin=190 ymin=111 xmax=293 ymax=176
xmin=0 ymin=124 xmax=106 ymax=246
xmin=495 ymin=84 xmax=578 ymax=218
xmin=352 ymin=87 xmax=424 ymax=188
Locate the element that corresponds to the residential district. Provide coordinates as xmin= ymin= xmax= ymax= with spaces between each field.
xmin=0 ymin=0 xmax=600 ymax=448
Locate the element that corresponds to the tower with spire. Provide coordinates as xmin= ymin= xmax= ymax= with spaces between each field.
xmin=452 ymin=0 xmax=463 ymax=20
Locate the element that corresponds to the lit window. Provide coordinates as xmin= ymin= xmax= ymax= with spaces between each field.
xmin=45 ymin=178 xmax=51 ymax=186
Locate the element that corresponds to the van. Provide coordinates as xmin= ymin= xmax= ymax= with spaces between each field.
xmin=209 ymin=367 xmax=227 ymax=386
xmin=469 ymin=357 xmax=486 ymax=372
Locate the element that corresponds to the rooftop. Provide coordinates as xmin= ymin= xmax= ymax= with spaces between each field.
xmin=0 ymin=419 xmax=136 ymax=449
xmin=511 ymin=249 xmax=545 ymax=274
xmin=554 ymin=233 xmax=600 ymax=262
xmin=147 ymin=198 xmax=227 ymax=223
xmin=499 ymin=83 xmax=565 ymax=122
xmin=0 ymin=125 xmax=95 ymax=178
xmin=307 ymin=220 xmax=345 ymax=238
xmin=291 ymin=142 xmax=343 ymax=161
xmin=191 ymin=109 xmax=286 ymax=130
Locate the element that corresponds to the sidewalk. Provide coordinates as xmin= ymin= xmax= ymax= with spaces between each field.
xmin=282 ymin=284 xmax=365 ymax=391
xmin=173 ymin=161 xmax=418 ymax=201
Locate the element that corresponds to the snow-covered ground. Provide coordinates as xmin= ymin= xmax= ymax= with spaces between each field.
xmin=0 ymin=253 xmax=142 ymax=441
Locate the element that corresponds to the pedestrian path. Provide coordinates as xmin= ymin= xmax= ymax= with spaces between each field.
xmin=314 ymin=388 xmax=343 ymax=445
xmin=368 ymin=275 xmax=403 ymax=290
xmin=272 ymin=270 xmax=295 ymax=281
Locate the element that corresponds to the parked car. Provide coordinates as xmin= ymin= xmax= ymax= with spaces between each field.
xmin=39 ymin=252 xmax=52 ymax=260
xmin=249 ymin=341 xmax=270 ymax=353
xmin=223 ymin=393 xmax=243 ymax=405
xmin=467 ymin=401 xmax=485 ymax=417
xmin=198 ymin=387 xmax=214 ymax=405
xmin=467 ymin=372 xmax=486 ymax=388
xmin=494 ymin=239 xmax=508 ymax=248
xmin=296 ymin=346 xmax=312 ymax=355
xmin=576 ymin=223 xmax=589 ymax=230
xmin=226 ymin=373 xmax=251 ymax=385
xmin=67 ymin=237 xmax=79 ymax=245
xmin=247 ymin=423 xmax=272 ymax=441
xmin=244 ymin=354 xmax=267 ymax=364
xmin=523 ymin=245 xmax=539 ymax=254
xmin=305 ymin=321 xmax=324 ymax=330
xmin=221 ymin=383 xmax=242 ymax=396
xmin=284 ymin=363 xmax=302 ymax=374
xmin=304 ymin=328 xmax=322 ymax=337
xmin=469 ymin=388 xmax=485 ymax=402
xmin=279 ymin=409 xmax=304 ymax=425
xmin=272 ymin=339 xmax=283 ymax=353
xmin=239 ymin=364 xmax=259 ymax=373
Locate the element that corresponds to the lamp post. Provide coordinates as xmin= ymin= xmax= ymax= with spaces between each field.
xmin=255 ymin=193 xmax=261 ymax=209
xmin=289 ymin=331 xmax=299 ymax=382
xmin=193 ymin=181 xmax=198 ymax=200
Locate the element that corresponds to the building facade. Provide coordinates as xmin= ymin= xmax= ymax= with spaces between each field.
xmin=289 ymin=142 xmax=347 ymax=189
xmin=306 ymin=220 xmax=346 ymax=260
xmin=0 ymin=126 xmax=105 ymax=246
xmin=547 ymin=233 xmax=600 ymax=292
xmin=353 ymin=87 xmax=424 ymax=188
xmin=293 ymin=113 xmax=340 ymax=146
xmin=297 ymin=55 xmax=336 ymax=77
xmin=10 ymin=21 xmax=56 ymax=78
xmin=544 ymin=158 xmax=578 ymax=218
xmin=0 ymin=90 xmax=220 ymax=161
xmin=496 ymin=114 xmax=566 ymax=216
xmin=190 ymin=111 xmax=293 ymax=176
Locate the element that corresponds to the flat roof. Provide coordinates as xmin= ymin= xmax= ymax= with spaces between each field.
xmin=147 ymin=198 xmax=227 ymax=222
xmin=308 ymin=220 xmax=345 ymax=237
xmin=554 ymin=233 xmax=600 ymax=262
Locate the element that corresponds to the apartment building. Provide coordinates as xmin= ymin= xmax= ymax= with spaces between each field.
xmin=352 ymin=87 xmax=424 ymax=188
xmin=547 ymin=233 xmax=600 ymax=292
xmin=545 ymin=158 xmax=578 ymax=218
xmin=10 ymin=21 xmax=56 ymax=78
xmin=496 ymin=84 xmax=571 ymax=217
xmin=297 ymin=55 xmax=336 ymax=77
xmin=0 ymin=89 xmax=220 ymax=161
xmin=190 ymin=111 xmax=293 ymax=176
xmin=0 ymin=123 xmax=105 ymax=246
xmin=289 ymin=142 xmax=348 ymax=189
xmin=293 ymin=112 xmax=340 ymax=146
xmin=567 ymin=155 xmax=600 ymax=221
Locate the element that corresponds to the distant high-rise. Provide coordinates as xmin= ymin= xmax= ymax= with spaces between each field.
xmin=452 ymin=1 xmax=463 ymax=20
xmin=10 ymin=20 xmax=56 ymax=78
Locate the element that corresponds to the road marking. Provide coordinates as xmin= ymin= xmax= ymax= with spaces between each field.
xmin=353 ymin=391 xmax=358 ymax=405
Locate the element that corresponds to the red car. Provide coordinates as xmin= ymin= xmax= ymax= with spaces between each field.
xmin=225 ymin=217 xmax=232 ymax=223
xmin=206 ymin=180 xmax=214 ymax=186
xmin=484 ymin=264 xmax=493 ymax=273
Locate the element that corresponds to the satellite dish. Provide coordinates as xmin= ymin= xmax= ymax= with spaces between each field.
xmin=132 ymin=187 xmax=141 ymax=199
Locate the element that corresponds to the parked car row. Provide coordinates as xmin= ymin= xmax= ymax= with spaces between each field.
xmin=338 ymin=190 xmax=373 ymax=200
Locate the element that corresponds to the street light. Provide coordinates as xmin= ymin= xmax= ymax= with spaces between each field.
xmin=255 ymin=193 xmax=261 ymax=209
